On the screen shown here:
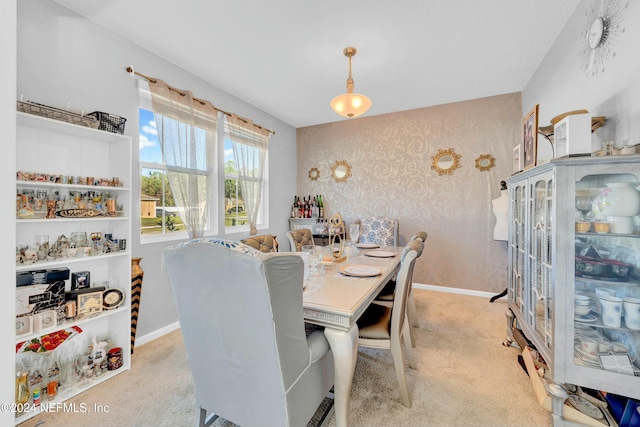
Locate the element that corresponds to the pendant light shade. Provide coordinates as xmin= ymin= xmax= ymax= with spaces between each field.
xmin=330 ymin=47 xmax=371 ymax=119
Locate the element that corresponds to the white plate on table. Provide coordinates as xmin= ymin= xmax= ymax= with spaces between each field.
xmin=356 ymin=243 xmax=379 ymax=249
xmin=364 ymin=250 xmax=396 ymax=258
xmin=339 ymin=265 xmax=382 ymax=277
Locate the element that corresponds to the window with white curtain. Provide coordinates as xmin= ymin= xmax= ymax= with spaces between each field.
xmin=138 ymin=81 xmax=269 ymax=242
xmin=223 ymin=131 xmax=268 ymax=233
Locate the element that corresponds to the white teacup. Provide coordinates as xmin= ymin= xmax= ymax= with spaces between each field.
xmin=599 ymin=295 xmax=623 ymax=328
xmin=581 ymin=338 xmax=599 ymax=355
xmin=623 ymin=297 xmax=640 ymax=330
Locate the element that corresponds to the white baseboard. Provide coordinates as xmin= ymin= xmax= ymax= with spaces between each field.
xmin=413 ymin=283 xmax=506 ymax=300
xmin=135 ymin=321 xmax=181 ymax=347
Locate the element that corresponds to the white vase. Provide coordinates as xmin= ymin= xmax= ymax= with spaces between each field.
xmin=592 ymin=182 xmax=640 ymax=234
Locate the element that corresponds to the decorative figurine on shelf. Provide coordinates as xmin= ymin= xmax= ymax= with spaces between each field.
xmin=45 ymin=200 xmax=57 ymax=219
xmin=328 ymin=212 xmax=346 ymax=262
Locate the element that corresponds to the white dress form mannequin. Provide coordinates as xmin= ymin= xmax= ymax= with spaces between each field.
xmin=492 ymin=181 xmax=509 ymax=241
xmin=490 ymin=181 xmax=509 ymax=303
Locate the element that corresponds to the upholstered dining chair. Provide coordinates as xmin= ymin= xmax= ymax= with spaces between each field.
xmin=357 ymin=238 xmax=423 ymax=408
xmin=355 ymin=216 xmax=399 ymax=247
xmin=162 ymin=238 xmax=334 ymax=427
xmin=241 ymin=234 xmax=279 ymax=253
xmin=374 ymin=231 xmax=427 ymax=347
xmin=286 ymin=228 xmax=315 ymax=252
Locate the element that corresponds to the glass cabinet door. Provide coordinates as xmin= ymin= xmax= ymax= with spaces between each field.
xmin=529 ymin=174 xmax=554 ymax=351
xmin=573 ymin=171 xmax=640 ymax=379
xmin=510 ymin=182 xmax=526 ymax=319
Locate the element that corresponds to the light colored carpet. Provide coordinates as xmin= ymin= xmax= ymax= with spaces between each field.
xmin=20 ymin=289 xmax=551 ymax=427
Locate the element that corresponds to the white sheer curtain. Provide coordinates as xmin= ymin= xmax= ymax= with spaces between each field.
xmin=148 ymin=79 xmax=218 ymax=239
xmin=226 ymin=115 xmax=270 ymax=235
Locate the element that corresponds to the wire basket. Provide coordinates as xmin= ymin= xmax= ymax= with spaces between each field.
xmin=88 ymin=111 xmax=127 ymax=135
xmin=17 ymin=101 xmax=100 ymax=129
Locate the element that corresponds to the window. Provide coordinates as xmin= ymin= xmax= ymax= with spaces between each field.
xmin=138 ymin=103 xmax=269 ymax=242
xmin=223 ymin=121 xmax=268 ymax=233
xmin=139 ymin=107 xmax=190 ymax=240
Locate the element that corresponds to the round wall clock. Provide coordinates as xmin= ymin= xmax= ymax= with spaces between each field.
xmin=578 ymin=0 xmax=628 ymax=77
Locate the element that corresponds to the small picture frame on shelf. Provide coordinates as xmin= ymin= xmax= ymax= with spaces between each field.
xmin=523 ymin=104 xmax=539 ymax=170
xmin=77 ymin=291 xmax=103 ymax=317
xmin=16 ymin=315 xmax=32 ymax=337
xmin=71 ymin=271 xmax=90 ymax=290
xmin=513 ymin=144 xmax=522 ymax=174
xmin=33 ymin=309 xmax=57 ymax=333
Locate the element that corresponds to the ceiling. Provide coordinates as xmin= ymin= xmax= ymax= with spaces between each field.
xmin=53 ymin=0 xmax=581 ymax=129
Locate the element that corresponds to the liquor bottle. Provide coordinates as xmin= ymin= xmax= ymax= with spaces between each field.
xmin=318 ymin=195 xmax=324 ymax=219
xmin=291 ymin=196 xmax=297 ymax=218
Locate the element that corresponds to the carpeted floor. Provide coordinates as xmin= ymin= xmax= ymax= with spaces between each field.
xmin=19 ymin=289 xmax=552 ymax=427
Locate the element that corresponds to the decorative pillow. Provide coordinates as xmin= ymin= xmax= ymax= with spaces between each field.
xmin=176 ymin=238 xmax=261 ymax=257
xmin=359 ymin=217 xmax=397 ymax=247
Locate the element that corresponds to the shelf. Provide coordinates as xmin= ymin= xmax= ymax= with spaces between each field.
xmin=16 ymin=251 xmax=129 ymax=271
xmin=14 ymin=366 xmax=128 ymax=425
xmin=17 ymin=216 xmax=128 ymax=224
xmin=16 ymin=305 xmax=130 ymax=345
xmin=16 ymin=180 xmax=129 ymax=191
xmin=17 ymin=112 xmax=127 ymax=143
xmin=576 ymin=232 xmax=640 ymax=238
xmin=15 ymin=110 xmax=132 ymax=426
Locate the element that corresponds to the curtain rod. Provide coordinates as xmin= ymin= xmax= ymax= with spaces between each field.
xmin=125 ymin=66 xmax=275 ymax=135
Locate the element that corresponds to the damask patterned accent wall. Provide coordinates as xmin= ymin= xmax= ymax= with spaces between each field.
xmin=296 ymin=92 xmax=521 ymax=293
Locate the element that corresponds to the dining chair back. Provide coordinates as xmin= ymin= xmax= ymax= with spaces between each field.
xmin=356 ymin=216 xmax=399 ymax=247
xmin=241 ymin=234 xmax=279 ymax=253
xmin=357 ymin=238 xmax=423 ymax=407
xmin=162 ymin=238 xmax=334 ymax=427
xmin=286 ymin=228 xmax=315 ymax=252
xmin=410 ymin=231 xmax=428 ymax=242
xmin=374 ymin=231 xmax=427 ymax=347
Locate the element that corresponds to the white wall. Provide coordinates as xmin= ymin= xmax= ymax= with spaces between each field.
xmin=16 ymin=0 xmax=297 ymax=340
xmin=524 ymin=0 xmax=640 ymax=150
xmin=2 ymin=1 xmax=17 ymax=425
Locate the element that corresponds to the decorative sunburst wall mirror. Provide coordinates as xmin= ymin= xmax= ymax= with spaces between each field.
xmin=331 ymin=160 xmax=352 ymax=183
xmin=431 ymin=148 xmax=461 ymax=176
xmin=475 ymin=154 xmax=495 ymax=172
xmin=308 ymin=167 xmax=320 ymax=180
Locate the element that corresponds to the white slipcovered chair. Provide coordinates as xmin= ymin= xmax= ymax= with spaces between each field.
xmin=162 ymin=238 xmax=334 ymax=427
xmin=357 ymin=238 xmax=423 ymax=407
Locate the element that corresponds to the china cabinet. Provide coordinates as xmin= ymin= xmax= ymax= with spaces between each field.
xmin=506 ymin=155 xmax=640 ymax=426
xmin=14 ymin=112 xmax=131 ymax=424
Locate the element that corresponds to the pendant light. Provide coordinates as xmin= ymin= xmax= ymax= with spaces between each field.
xmin=330 ymin=47 xmax=372 ymax=118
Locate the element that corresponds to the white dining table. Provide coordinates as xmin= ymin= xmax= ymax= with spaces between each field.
xmin=303 ymin=245 xmax=403 ymax=427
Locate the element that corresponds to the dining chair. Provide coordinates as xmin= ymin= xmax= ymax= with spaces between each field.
xmin=240 ymin=234 xmax=279 ymax=253
xmin=286 ymin=228 xmax=315 ymax=252
xmin=356 ymin=238 xmax=423 ymax=408
xmin=356 ymin=216 xmax=399 ymax=247
xmin=373 ymin=231 xmax=427 ymax=347
xmin=162 ymin=238 xmax=334 ymax=427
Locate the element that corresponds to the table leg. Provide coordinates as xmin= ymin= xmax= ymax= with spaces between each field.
xmin=324 ymin=325 xmax=358 ymax=427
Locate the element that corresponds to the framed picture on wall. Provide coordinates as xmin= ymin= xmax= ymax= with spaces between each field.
xmin=523 ymin=104 xmax=539 ymax=170
xmin=513 ymin=144 xmax=522 ymax=174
